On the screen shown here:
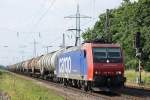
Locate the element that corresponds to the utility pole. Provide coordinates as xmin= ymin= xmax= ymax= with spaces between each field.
xmin=65 ymin=4 xmax=91 ymax=46
xmin=62 ymin=33 xmax=65 ymax=48
xmin=17 ymin=32 xmax=41 ymax=57
xmin=105 ymin=9 xmax=111 ymax=43
xmin=43 ymin=45 xmax=52 ymax=54
xmin=33 ymin=39 xmax=38 ymax=57
xmin=59 ymin=33 xmax=66 ymax=49
xmin=20 ymin=51 xmax=25 ymax=61
xmin=19 ymin=45 xmax=27 ymax=61
xmin=46 ymin=46 xmax=52 ymax=53
xmin=46 ymin=46 xmax=49 ymax=53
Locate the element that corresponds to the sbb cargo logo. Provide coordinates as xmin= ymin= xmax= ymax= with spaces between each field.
xmin=59 ymin=56 xmax=71 ymax=75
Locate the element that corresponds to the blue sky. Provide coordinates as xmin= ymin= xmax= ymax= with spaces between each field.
xmin=0 ymin=0 xmax=123 ymax=65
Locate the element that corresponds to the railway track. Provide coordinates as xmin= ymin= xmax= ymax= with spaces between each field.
xmin=121 ymin=86 xmax=150 ymax=99
xmin=9 ymin=71 xmax=150 ymax=100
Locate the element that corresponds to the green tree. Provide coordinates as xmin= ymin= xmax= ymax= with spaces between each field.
xmin=82 ymin=0 xmax=150 ymax=71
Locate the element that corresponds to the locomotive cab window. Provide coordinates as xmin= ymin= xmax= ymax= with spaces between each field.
xmin=93 ymin=48 xmax=107 ymax=58
xmin=93 ymin=48 xmax=107 ymax=62
xmin=93 ymin=47 xmax=122 ymax=63
xmin=107 ymin=48 xmax=121 ymax=58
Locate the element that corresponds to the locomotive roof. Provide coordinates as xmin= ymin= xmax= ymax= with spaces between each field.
xmin=60 ymin=43 xmax=121 ymax=53
xmin=63 ymin=46 xmax=81 ymax=53
xmin=90 ymin=43 xmax=121 ymax=47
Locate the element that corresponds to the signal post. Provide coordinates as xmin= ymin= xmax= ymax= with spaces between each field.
xmin=135 ymin=32 xmax=142 ymax=84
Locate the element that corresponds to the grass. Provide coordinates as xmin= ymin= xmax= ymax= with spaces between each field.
xmin=125 ymin=70 xmax=150 ymax=86
xmin=0 ymin=70 xmax=64 ymax=100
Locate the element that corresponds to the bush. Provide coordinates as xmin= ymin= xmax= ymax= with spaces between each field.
xmin=144 ymin=62 xmax=150 ymax=72
xmin=0 ymin=71 xmax=2 ymax=75
xmin=125 ymin=59 xmax=138 ymax=70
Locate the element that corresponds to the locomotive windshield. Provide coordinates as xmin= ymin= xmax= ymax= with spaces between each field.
xmin=93 ymin=48 xmax=107 ymax=59
xmin=93 ymin=47 xmax=122 ymax=63
xmin=107 ymin=48 xmax=121 ymax=58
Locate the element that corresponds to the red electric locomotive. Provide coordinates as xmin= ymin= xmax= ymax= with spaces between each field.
xmin=82 ymin=42 xmax=126 ymax=90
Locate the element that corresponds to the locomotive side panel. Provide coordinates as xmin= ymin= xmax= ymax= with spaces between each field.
xmin=82 ymin=43 xmax=94 ymax=81
xmin=56 ymin=50 xmax=88 ymax=80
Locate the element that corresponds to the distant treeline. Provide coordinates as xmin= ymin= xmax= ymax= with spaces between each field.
xmin=82 ymin=0 xmax=150 ymax=71
xmin=0 ymin=65 xmax=5 ymax=70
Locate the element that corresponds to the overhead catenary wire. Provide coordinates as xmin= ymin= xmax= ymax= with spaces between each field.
xmin=21 ymin=0 xmax=49 ymax=29
xmin=92 ymin=0 xmax=96 ymax=19
xmin=31 ymin=0 xmax=56 ymax=31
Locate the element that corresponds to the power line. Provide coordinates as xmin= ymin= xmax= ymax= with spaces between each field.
xmin=31 ymin=0 xmax=56 ymax=30
xmin=23 ymin=0 xmax=50 ymax=29
xmin=93 ymin=0 xmax=96 ymax=19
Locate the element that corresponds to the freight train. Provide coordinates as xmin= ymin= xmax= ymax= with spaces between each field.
xmin=8 ymin=42 xmax=126 ymax=91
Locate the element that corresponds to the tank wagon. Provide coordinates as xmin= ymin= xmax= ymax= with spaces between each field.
xmin=38 ymin=53 xmax=54 ymax=76
xmin=37 ymin=49 xmax=64 ymax=78
xmin=32 ymin=55 xmax=43 ymax=75
xmin=16 ymin=62 xmax=23 ymax=72
xmin=9 ymin=42 xmax=126 ymax=91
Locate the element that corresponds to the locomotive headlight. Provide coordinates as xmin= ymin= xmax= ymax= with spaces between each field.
xmin=116 ymin=71 xmax=122 ymax=75
xmin=95 ymin=71 xmax=98 ymax=75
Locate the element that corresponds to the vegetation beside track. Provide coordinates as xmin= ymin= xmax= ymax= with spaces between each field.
xmin=0 ymin=70 xmax=64 ymax=100
xmin=125 ymin=70 xmax=150 ymax=86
